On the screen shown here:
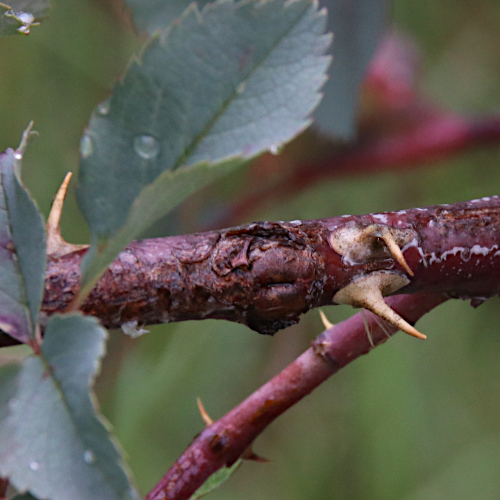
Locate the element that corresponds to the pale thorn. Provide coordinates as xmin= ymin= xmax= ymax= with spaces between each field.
xmin=47 ymin=172 xmax=72 ymax=235
xmin=333 ymin=272 xmax=427 ymax=340
xmin=242 ymin=445 xmax=270 ymax=463
xmin=319 ymin=309 xmax=335 ymax=330
xmin=362 ymin=292 xmax=426 ymax=340
xmin=46 ymin=173 xmax=88 ymax=257
xmin=379 ymin=227 xmax=414 ymax=277
xmin=197 ymin=397 xmax=213 ymax=426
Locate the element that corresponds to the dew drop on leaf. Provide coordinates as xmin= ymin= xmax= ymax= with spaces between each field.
xmin=83 ymin=449 xmax=95 ymax=464
xmin=29 ymin=461 xmax=40 ymax=471
xmin=80 ymin=134 xmax=94 ymax=159
xmin=237 ymin=82 xmax=246 ymax=94
xmin=133 ymin=135 xmax=160 ymax=160
xmin=96 ymin=98 xmax=111 ymax=116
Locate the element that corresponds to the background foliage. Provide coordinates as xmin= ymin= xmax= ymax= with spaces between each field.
xmin=1 ymin=0 xmax=500 ymax=498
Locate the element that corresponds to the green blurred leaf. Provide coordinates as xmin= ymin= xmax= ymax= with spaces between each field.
xmin=407 ymin=434 xmax=500 ymax=500
xmin=125 ymin=0 xmax=212 ymax=35
xmin=0 ymin=141 xmax=46 ymax=343
xmin=0 ymin=0 xmax=50 ymax=36
xmin=190 ymin=458 xmax=242 ymax=499
xmin=77 ymin=0 xmax=330 ymax=294
xmin=313 ymin=0 xmax=388 ymax=138
xmin=12 ymin=494 xmax=39 ymax=500
xmin=0 ymin=314 xmax=139 ymax=500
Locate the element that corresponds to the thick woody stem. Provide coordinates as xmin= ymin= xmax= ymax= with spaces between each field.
xmin=145 ymin=292 xmax=447 ymax=500
xmin=39 ymin=197 xmax=500 ymax=337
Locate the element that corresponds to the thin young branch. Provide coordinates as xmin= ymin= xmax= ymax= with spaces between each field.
xmin=40 ymin=197 xmax=500 ymax=336
xmin=145 ymin=292 xmax=447 ymax=500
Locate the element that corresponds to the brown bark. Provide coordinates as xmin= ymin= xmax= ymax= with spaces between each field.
xmin=39 ymin=196 xmax=500 ymax=336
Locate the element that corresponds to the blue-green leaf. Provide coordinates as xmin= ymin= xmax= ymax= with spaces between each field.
xmin=125 ymin=0 xmax=213 ymax=35
xmin=0 ymin=314 xmax=139 ymax=500
xmin=77 ymin=0 xmax=331 ymax=296
xmin=0 ymin=136 xmax=46 ymax=342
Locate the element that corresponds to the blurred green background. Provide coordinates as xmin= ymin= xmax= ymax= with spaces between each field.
xmin=2 ymin=0 xmax=500 ymax=498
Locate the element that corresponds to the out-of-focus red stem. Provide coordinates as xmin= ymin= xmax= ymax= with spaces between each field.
xmin=215 ymin=112 xmax=500 ymax=228
xmin=145 ymin=292 xmax=447 ymax=500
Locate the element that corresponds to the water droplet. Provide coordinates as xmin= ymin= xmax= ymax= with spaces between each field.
xmin=13 ymin=151 xmax=22 ymax=160
xmin=237 ymin=82 xmax=246 ymax=94
xmin=29 ymin=461 xmax=40 ymax=471
xmin=121 ymin=320 xmax=149 ymax=338
xmin=17 ymin=11 xmax=35 ymax=24
xmin=15 ymin=11 xmax=35 ymax=35
xmin=133 ymin=135 xmax=160 ymax=160
xmin=96 ymin=98 xmax=111 ymax=116
xmin=83 ymin=450 xmax=95 ymax=464
xmin=80 ymin=134 xmax=94 ymax=159
xmin=269 ymin=144 xmax=282 ymax=155
xmin=8 ymin=398 xmax=18 ymax=411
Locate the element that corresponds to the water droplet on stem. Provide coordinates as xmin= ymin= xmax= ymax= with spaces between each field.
xmin=269 ymin=144 xmax=282 ymax=155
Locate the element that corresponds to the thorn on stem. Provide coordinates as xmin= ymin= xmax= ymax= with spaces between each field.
xmin=242 ymin=445 xmax=270 ymax=463
xmin=379 ymin=227 xmax=414 ymax=276
xmin=197 ymin=397 xmax=213 ymax=426
xmin=333 ymin=272 xmax=426 ymax=340
xmin=46 ymin=173 xmax=88 ymax=257
xmin=319 ymin=309 xmax=335 ymax=330
xmin=329 ymin=223 xmax=415 ymax=277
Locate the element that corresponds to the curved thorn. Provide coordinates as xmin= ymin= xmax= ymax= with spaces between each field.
xmin=46 ymin=173 xmax=89 ymax=257
xmin=333 ymin=272 xmax=426 ymax=340
xmin=47 ymin=173 xmax=72 ymax=237
xmin=197 ymin=397 xmax=213 ymax=427
xmin=242 ymin=445 xmax=270 ymax=463
xmin=379 ymin=227 xmax=414 ymax=276
xmin=319 ymin=309 xmax=335 ymax=330
xmin=361 ymin=292 xmax=426 ymax=340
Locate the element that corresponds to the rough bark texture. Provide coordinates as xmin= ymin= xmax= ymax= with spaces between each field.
xmin=39 ymin=196 xmax=500 ymax=336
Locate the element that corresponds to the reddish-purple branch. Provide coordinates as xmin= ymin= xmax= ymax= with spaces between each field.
xmin=145 ymin=292 xmax=447 ymax=500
